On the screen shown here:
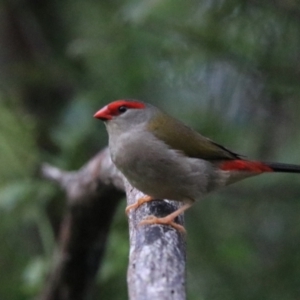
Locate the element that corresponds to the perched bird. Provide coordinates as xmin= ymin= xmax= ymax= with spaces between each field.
xmin=94 ymin=100 xmax=300 ymax=232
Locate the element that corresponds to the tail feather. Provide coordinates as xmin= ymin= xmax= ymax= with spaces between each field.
xmin=264 ymin=162 xmax=300 ymax=173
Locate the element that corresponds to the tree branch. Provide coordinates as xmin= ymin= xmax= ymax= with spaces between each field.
xmin=40 ymin=148 xmax=124 ymax=300
xmin=40 ymin=147 xmax=186 ymax=300
xmin=125 ymin=180 xmax=186 ymax=300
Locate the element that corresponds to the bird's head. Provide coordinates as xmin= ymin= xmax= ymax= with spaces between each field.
xmin=94 ymin=99 xmax=159 ymax=133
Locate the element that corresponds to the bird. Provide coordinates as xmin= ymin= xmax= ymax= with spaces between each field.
xmin=94 ymin=99 xmax=300 ymax=233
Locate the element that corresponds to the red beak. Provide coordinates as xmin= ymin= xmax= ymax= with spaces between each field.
xmin=93 ymin=106 xmax=112 ymax=121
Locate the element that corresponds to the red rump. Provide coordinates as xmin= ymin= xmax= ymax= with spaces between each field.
xmin=220 ymin=160 xmax=274 ymax=172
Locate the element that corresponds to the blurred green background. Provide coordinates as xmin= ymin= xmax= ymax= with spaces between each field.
xmin=1 ymin=0 xmax=300 ymax=299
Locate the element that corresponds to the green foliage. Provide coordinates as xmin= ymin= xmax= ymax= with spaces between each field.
xmin=1 ymin=0 xmax=300 ymax=299
xmin=0 ymin=100 xmax=37 ymax=182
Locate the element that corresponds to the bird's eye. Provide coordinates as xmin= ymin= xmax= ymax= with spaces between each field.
xmin=118 ymin=106 xmax=127 ymax=113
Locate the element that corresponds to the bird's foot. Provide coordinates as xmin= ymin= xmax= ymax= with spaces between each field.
xmin=125 ymin=195 xmax=153 ymax=215
xmin=139 ymin=215 xmax=186 ymax=234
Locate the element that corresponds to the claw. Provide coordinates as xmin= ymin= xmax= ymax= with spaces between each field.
xmin=139 ymin=215 xmax=186 ymax=234
xmin=127 ymin=197 xmax=193 ymax=233
xmin=125 ymin=195 xmax=153 ymax=215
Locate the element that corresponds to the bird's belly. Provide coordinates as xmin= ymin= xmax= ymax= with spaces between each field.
xmin=122 ymin=158 xmax=190 ymax=200
xmin=110 ymin=133 xmax=223 ymax=201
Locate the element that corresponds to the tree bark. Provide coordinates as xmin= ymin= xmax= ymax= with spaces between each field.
xmin=126 ymin=180 xmax=186 ymax=300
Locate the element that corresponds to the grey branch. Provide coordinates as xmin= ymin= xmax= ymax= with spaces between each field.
xmin=126 ymin=180 xmax=186 ymax=300
xmin=40 ymin=147 xmax=186 ymax=300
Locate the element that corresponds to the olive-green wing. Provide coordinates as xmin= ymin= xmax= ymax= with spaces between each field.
xmin=148 ymin=112 xmax=241 ymax=160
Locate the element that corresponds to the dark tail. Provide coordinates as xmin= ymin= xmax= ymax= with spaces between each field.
xmin=264 ymin=162 xmax=300 ymax=173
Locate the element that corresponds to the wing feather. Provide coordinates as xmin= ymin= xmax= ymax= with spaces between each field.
xmin=148 ymin=112 xmax=241 ymax=161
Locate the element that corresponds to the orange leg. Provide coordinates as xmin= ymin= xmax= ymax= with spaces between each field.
xmin=125 ymin=195 xmax=154 ymax=215
xmin=139 ymin=202 xmax=193 ymax=234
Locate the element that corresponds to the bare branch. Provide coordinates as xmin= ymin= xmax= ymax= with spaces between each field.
xmin=40 ymin=148 xmax=124 ymax=300
xmin=125 ymin=179 xmax=186 ymax=300
xmin=40 ymin=147 xmax=186 ymax=300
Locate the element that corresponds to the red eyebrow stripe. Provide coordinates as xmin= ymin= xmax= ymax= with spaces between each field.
xmin=108 ymin=100 xmax=145 ymax=111
xmin=220 ymin=160 xmax=274 ymax=172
